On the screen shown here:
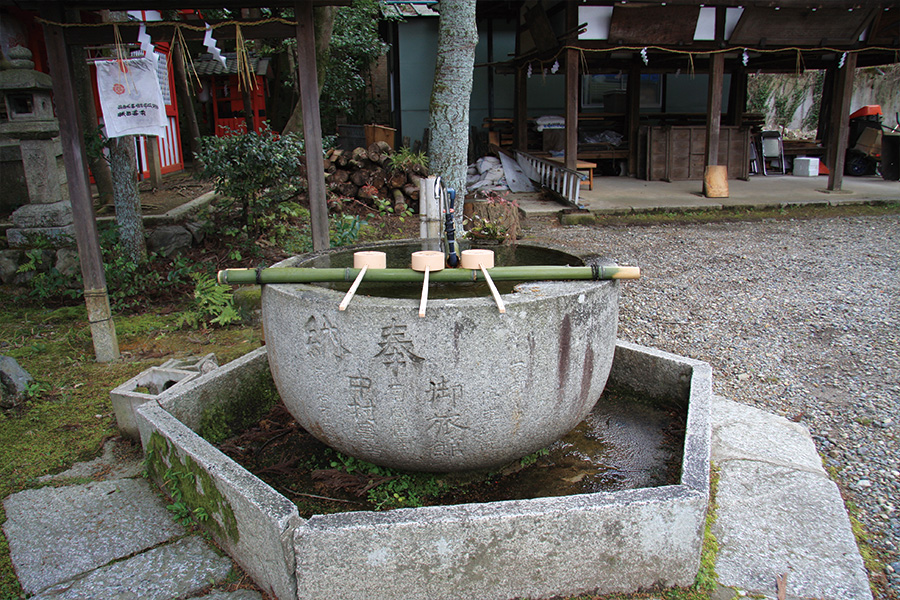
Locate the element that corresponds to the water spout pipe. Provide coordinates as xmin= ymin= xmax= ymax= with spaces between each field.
xmin=420 ymin=176 xmax=443 ymax=241
xmin=444 ymin=188 xmax=459 ymax=268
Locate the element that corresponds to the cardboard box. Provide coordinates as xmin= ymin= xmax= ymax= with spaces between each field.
xmin=364 ymin=124 xmax=396 ymax=149
xmin=793 ymin=157 xmax=819 ymax=177
xmin=855 ymin=127 xmax=882 ymax=157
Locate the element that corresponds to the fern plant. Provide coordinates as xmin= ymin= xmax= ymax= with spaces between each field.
xmin=178 ymin=273 xmax=239 ymax=329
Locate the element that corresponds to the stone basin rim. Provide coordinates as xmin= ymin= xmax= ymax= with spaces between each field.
xmin=266 ymin=239 xmax=612 ymax=304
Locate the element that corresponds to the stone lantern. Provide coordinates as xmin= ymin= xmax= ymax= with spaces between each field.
xmin=0 ymin=45 xmax=74 ymax=248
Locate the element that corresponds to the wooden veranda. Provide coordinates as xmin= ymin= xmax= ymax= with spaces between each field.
xmin=477 ymin=1 xmax=898 ymax=191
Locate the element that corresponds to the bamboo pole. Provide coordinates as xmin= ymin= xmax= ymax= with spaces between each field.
xmin=218 ymin=265 xmax=640 ymax=285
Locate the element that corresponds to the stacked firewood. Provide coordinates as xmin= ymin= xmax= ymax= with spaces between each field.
xmin=325 ymin=141 xmax=428 ymax=211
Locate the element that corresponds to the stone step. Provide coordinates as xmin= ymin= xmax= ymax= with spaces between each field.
xmin=711 ymin=396 xmax=872 ymax=600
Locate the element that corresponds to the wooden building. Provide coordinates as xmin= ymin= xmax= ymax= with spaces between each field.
xmin=479 ymin=1 xmax=898 ymax=190
xmin=383 ymin=1 xmax=897 ymax=190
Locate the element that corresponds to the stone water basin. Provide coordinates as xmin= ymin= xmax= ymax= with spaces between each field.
xmin=261 ymin=241 xmax=620 ymax=472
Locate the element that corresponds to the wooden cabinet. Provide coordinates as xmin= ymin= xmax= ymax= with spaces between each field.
xmin=644 ymin=126 xmax=750 ymax=181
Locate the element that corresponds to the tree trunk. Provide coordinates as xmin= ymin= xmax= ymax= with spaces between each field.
xmin=428 ymin=0 xmax=478 ymax=230
xmin=241 ymin=85 xmax=256 ymax=133
xmin=103 ymin=9 xmax=146 ymax=264
xmin=282 ymin=6 xmax=334 ymax=136
xmin=108 ymin=136 xmax=147 ymax=263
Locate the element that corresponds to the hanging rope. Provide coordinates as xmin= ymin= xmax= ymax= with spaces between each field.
xmin=112 ymin=23 xmax=128 ymax=73
xmin=171 ymin=24 xmax=201 ymax=91
xmin=35 ymin=15 xmax=896 ymax=73
xmin=36 ymin=16 xmax=298 ymax=32
xmin=235 ymin=24 xmax=255 ymax=92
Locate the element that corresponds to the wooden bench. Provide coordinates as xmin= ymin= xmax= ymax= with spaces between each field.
xmin=544 ymin=157 xmax=597 ymax=190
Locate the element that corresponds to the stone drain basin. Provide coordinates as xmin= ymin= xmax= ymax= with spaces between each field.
xmin=134 ymin=341 xmax=711 ymax=600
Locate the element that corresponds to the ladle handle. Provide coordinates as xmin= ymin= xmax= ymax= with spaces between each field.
xmin=480 ymin=264 xmax=506 ymax=314
xmin=418 ymin=267 xmax=430 ymax=318
xmin=338 ymin=265 xmax=368 ymax=311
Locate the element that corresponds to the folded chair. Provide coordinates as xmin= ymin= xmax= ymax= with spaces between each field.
xmin=760 ymin=130 xmax=786 ymax=175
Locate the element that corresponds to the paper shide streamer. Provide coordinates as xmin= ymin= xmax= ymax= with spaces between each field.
xmin=137 ymin=23 xmax=157 ymax=67
xmin=204 ymin=23 xmax=227 ymax=68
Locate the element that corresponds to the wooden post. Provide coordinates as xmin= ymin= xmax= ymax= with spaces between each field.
xmin=171 ymin=38 xmax=203 ymax=170
xmin=564 ymin=47 xmax=579 ymax=170
xmin=827 ymin=52 xmax=857 ymax=192
xmin=69 ymin=35 xmax=115 ymax=208
xmin=705 ymin=52 xmax=725 ymax=168
xmin=41 ymin=14 xmax=119 ymax=362
xmin=705 ymin=6 xmax=726 ymax=174
xmin=513 ymin=17 xmax=528 ymax=151
xmin=626 ymin=57 xmax=641 ymax=177
xmin=486 ymin=18 xmax=494 ymax=121
xmin=144 ymin=136 xmax=163 ymax=188
xmin=817 ymin=66 xmax=836 ymax=144
xmin=703 ymin=52 xmax=727 ymax=197
xmin=727 ymin=66 xmax=747 ymax=127
xmin=295 ymin=0 xmax=330 ymax=251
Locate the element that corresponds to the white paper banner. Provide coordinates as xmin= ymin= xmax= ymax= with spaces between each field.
xmin=95 ymin=57 xmax=168 ymax=138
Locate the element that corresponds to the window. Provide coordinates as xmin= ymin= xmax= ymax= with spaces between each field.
xmin=581 ymin=74 xmax=662 ymax=111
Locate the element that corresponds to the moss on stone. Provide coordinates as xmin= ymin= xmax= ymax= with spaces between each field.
xmin=559 ymin=212 xmax=599 ymax=226
xmin=197 ymin=370 xmax=279 ymax=444
xmin=232 ymin=286 xmax=262 ymax=322
xmin=145 ymin=431 xmax=240 ymax=543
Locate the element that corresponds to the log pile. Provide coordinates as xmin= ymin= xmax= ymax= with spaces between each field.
xmin=325 ymin=142 xmax=428 ymax=212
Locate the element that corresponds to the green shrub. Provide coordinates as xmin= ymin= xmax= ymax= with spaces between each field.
xmin=14 ymin=224 xmax=199 ymax=311
xmin=195 ymin=126 xmax=306 ymax=232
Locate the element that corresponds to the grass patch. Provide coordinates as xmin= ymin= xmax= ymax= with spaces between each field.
xmin=845 ymin=500 xmax=889 ymax=595
xmin=583 ymin=201 xmax=900 ymax=228
xmin=0 ymin=289 xmax=263 ymax=598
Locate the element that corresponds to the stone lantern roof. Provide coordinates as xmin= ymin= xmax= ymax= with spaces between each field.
xmin=0 ymin=46 xmax=58 ymax=138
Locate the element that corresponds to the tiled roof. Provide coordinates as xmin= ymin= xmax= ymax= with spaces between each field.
xmin=192 ymin=53 xmax=270 ymax=76
xmin=381 ymin=2 xmax=439 ymax=19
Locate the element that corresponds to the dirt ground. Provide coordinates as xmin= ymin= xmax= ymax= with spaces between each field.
xmin=93 ymin=170 xmax=214 ymax=217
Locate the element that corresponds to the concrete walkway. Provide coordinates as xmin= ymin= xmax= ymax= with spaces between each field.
xmin=2 ymin=396 xmax=872 ymax=600
xmin=517 ymin=173 xmax=899 ymax=216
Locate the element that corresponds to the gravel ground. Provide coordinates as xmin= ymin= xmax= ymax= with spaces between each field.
xmin=522 ymin=212 xmax=900 ymax=598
